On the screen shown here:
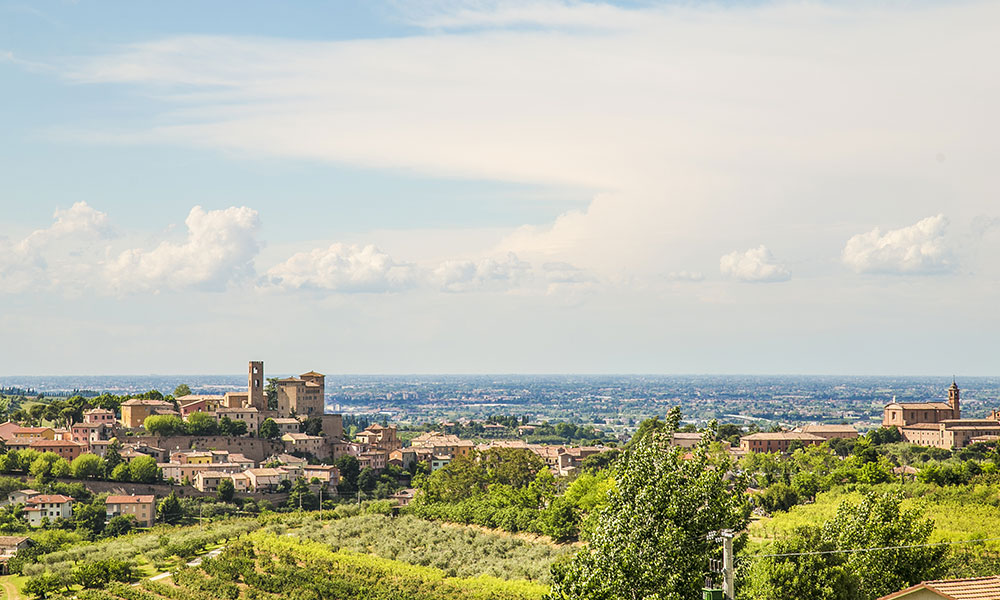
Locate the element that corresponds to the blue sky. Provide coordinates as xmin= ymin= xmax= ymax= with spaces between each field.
xmin=2 ymin=0 xmax=999 ymax=376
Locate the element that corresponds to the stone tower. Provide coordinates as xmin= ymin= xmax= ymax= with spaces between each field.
xmin=948 ymin=380 xmax=960 ymax=418
xmin=248 ymin=361 xmax=265 ymax=410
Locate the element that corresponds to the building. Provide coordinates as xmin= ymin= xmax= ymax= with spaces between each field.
xmin=245 ymin=468 xmax=286 ymax=492
xmin=886 ymin=383 xmax=1000 ymax=450
xmin=302 ymin=464 xmax=340 ymax=485
xmin=357 ymin=449 xmax=388 ymax=471
xmin=796 ymin=424 xmax=860 ymax=440
xmin=177 ymin=395 xmax=224 ymax=417
xmin=276 ymin=371 xmax=325 ymax=417
xmin=71 ymin=422 xmax=110 ymax=444
xmin=11 ymin=427 xmax=55 ymax=441
xmin=389 ymin=449 xmax=418 ymax=470
xmin=356 ymin=424 xmax=402 ymax=451
xmin=29 ymin=439 xmax=87 ymax=461
xmin=0 ymin=536 xmax=31 ymax=574
xmin=24 ymin=495 xmax=73 ymax=527
xmin=120 ymin=398 xmax=178 ymax=428
xmin=215 ymin=407 xmax=260 ymax=433
xmin=430 ymin=454 xmax=452 ymax=471
xmin=3 ymin=489 xmax=40 ymax=507
xmin=105 ymin=495 xmax=156 ymax=527
xmin=739 ymin=432 xmax=825 ymax=454
xmin=271 ymin=418 xmax=301 ymax=436
xmin=390 ymin=488 xmax=417 ymax=507
xmin=883 ymin=382 xmax=962 ymax=428
xmin=669 ymin=432 xmax=705 ymax=448
xmin=194 ymin=471 xmax=230 ymax=493
xmin=282 ymin=433 xmax=325 ymax=456
xmin=878 ymin=575 xmax=1000 ymax=599
xmin=410 ymin=432 xmax=475 ymax=458
xmin=83 ymin=408 xmax=117 ymax=427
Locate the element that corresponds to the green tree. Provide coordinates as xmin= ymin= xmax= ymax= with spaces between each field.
xmin=73 ymin=499 xmax=106 ymax=537
xmin=259 ymin=418 xmax=280 ymax=439
xmin=743 ymin=526 xmax=857 ymax=600
xmin=103 ymin=438 xmax=123 ymax=474
xmin=549 ymin=419 xmax=749 ymax=600
xmin=157 ymin=491 xmax=183 ymax=524
xmin=143 ymin=414 xmax=186 ymax=436
xmin=173 ymin=384 xmax=192 ymax=397
xmin=358 ymin=467 xmax=378 ymax=493
xmin=217 ymin=478 xmax=235 ymax=503
xmin=71 ymin=453 xmax=103 ymax=479
xmin=110 ymin=462 xmax=131 ymax=482
xmin=104 ymin=514 xmax=137 ymax=537
xmin=185 ymin=411 xmax=219 ymax=436
xmin=129 ymin=455 xmax=159 ymax=483
xmin=335 ymin=455 xmax=360 ymax=494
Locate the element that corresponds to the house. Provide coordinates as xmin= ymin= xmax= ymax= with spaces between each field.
xmin=431 ymin=454 xmax=451 ymax=471
xmin=796 ymin=424 xmax=860 ymax=440
xmin=272 ymin=418 xmax=302 ymax=436
xmin=390 ymin=488 xmax=417 ymax=507
xmin=357 ymin=449 xmax=388 ymax=471
xmin=105 ymin=495 xmax=156 ymax=527
xmin=3 ymin=489 xmax=39 ymax=507
xmin=24 ymin=495 xmax=73 ymax=527
xmin=176 ymin=395 xmax=224 ymax=417
xmin=0 ymin=422 xmax=21 ymax=441
xmin=669 ymin=432 xmax=705 ymax=448
xmin=0 ymin=536 xmax=31 ymax=574
xmin=120 ymin=398 xmax=178 ymax=428
xmin=410 ymin=433 xmax=475 ymax=458
xmin=302 ymin=464 xmax=340 ymax=485
xmin=389 ymin=449 xmax=418 ymax=470
xmin=245 ymin=468 xmax=286 ymax=492
xmin=739 ymin=432 xmax=825 ymax=453
xmin=71 ymin=422 xmax=109 ymax=444
xmin=878 ymin=575 xmax=1000 ymax=599
xmin=282 ymin=433 xmax=325 ymax=456
xmin=29 ymin=439 xmax=87 ymax=461
xmin=11 ymin=427 xmax=55 ymax=441
xmin=228 ymin=453 xmax=255 ymax=470
xmin=356 ymin=424 xmax=402 ymax=451
xmin=194 ymin=471 xmax=229 ymax=493
xmin=83 ymin=408 xmax=117 ymax=426
xmin=215 ymin=407 xmax=260 ymax=433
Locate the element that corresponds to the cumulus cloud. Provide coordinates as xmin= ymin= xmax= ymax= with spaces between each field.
xmin=0 ymin=202 xmax=113 ymax=293
xmin=842 ymin=215 xmax=953 ymax=275
xmin=106 ymin=206 xmax=261 ymax=292
xmin=666 ymin=270 xmax=705 ymax=283
xmin=433 ymin=253 xmax=531 ymax=293
xmin=720 ymin=245 xmax=790 ymax=283
xmin=265 ymin=243 xmax=418 ymax=293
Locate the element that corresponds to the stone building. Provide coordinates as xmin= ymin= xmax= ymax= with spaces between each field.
xmin=120 ymin=398 xmax=177 ymax=428
xmin=276 ymin=371 xmax=325 ymax=417
xmin=883 ymin=381 xmax=961 ymax=428
xmin=739 ymin=432 xmax=825 ymax=453
xmin=885 ymin=382 xmax=1000 ymax=450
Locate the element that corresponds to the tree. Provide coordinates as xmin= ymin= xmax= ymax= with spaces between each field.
xmin=104 ymin=514 xmax=137 ymax=537
xmin=744 ymin=492 xmax=946 ymax=600
xmin=129 ymin=455 xmax=159 ymax=483
xmin=260 ymin=418 xmax=280 ymax=439
xmin=217 ymin=478 xmax=235 ymax=503
xmin=173 ymin=384 xmax=192 ymax=397
xmin=110 ymin=462 xmax=131 ymax=482
xmin=73 ymin=500 xmax=106 ymax=537
xmin=157 ymin=492 xmax=183 ymax=524
xmin=103 ymin=438 xmax=123 ymax=474
xmin=335 ymin=455 xmax=360 ymax=494
xmin=358 ymin=467 xmax=378 ymax=493
xmin=185 ymin=411 xmax=219 ymax=436
xmin=71 ymin=453 xmax=103 ymax=479
xmin=548 ymin=418 xmax=749 ymax=600
xmin=143 ymin=415 xmax=186 ymax=436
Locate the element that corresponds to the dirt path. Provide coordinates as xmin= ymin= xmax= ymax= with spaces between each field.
xmin=0 ymin=576 xmax=22 ymax=600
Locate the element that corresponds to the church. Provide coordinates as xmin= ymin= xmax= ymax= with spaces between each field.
xmin=883 ymin=382 xmax=1000 ymax=450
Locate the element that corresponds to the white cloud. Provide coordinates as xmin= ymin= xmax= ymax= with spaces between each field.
xmin=720 ymin=245 xmax=790 ymax=283
xmin=265 ymin=243 xmax=417 ymax=293
xmin=0 ymin=201 xmax=113 ymax=293
xmin=666 ymin=270 xmax=705 ymax=283
xmin=106 ymin=206 xmax=260 ymax=293
xmin=58 ymin=1 xmax=1000 ymax=283
xmin=842 ymin=214 xmax=953 ymax=275
xmin=433 ymin=252 xmax=531 ymax=293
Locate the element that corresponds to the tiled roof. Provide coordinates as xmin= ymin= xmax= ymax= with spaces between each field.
xmin=799 ymin=424 xmax=859 ymax=433
xmin=106 ymin=495 xmax=154 ymax=504
xmin=0 ymin=536 xmax=29 ymax=547
xmin=26 ymin=495 xmax=73 ymax=504
xmin=888 ymin=402 xmax=954 ymax=410
xmin=741 ymin=432 xmax=825 ymax=441
xmin=881 ymin=575 xmax=1000 ymax=599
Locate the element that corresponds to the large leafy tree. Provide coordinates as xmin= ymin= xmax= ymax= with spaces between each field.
xmin=259 ymin=418 xmax=280 ymax=439
xmin=70 ymin=453 xmax=103 ymax=479
xmin=742 ymin=491 xmax=946 ymax=600
xmin=129 ymin=455 xmax=159 ymax=483
xmin=143 ymin=415 xmax=185 ymax=436
xmin=548 ymin=419 xmax=749 ymax=600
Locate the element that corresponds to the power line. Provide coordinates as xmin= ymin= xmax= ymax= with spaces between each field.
xmin=745 ymin=536 xmax=1000 ymax=561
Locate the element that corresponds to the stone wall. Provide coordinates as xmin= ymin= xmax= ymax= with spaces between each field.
xmin=132 ymin=436 xmax=286 ymax=462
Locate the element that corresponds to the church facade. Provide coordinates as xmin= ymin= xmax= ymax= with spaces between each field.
xmin=884 ymin=382 xmax=1000 ymax=450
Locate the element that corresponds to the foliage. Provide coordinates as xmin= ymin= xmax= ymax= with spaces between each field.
xmin=548 ymin=420 xmax=749 ymax=600
xmin=259 ymin=418 xmax=280 ymax=440
xmin=130 ymin=455 xmax=160 ymax=483
xmin=217 ymin=478 xmax=236 ymax=503
xmin=158 ymin=492 xmax=184 ymax=524
xmin=144 ymin=415 xmax=187 ymax=437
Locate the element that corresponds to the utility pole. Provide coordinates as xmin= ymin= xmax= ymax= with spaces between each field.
xmin=722 ymin=530 xmax=734 ymax=600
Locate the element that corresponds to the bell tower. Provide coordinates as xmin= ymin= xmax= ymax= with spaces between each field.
xmin=948 ymin=379 xmax=960 ymax=418
xmin=248 ymin=361 xmax=265 ymax=410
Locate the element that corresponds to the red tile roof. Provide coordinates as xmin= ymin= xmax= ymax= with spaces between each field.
xmin=880 ymin=575 xmax=1000 ymax=599
xmin=26 ymin=495 xmax=73 ymax=504
xmin=106 ymin=495 xmax=155 ymax=505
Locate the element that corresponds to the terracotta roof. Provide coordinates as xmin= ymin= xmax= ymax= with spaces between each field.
xmin=741 ymin=432 xmax=825 ymax=441
xmin=30 ymin=439 xmax=84 ymax=447
xmin=121 ymin=398 xmax=174 ymax=407
xmin=84 ymin=408 xmax=114 ymax=414
xmin=888 ymin=402 xmax=954 ymax=410
xmin=0 ymin=536 xmax=29 ymax=547
xmin=880 ymin=575 xmax=1000 ymax=599
xmin=26 ymin=495 xmax=73 ymax=504
xmin=300 ymin=371 xmax=324 ymax=377
xmin=901 ymin=423 xmax=942 ymax=430
xmin=799 ymin=424 xmax=859 ymax=433
xmin=106 ymin=495 xmax=154 ymax=504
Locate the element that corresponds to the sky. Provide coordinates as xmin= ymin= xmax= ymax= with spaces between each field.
xmin=2 ymin=0 xmax=999 ymax=376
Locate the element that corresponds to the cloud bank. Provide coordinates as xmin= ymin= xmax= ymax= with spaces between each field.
xmin=842 ymin=215 xmax=954 ymax=275
xmin=265 ymin=243 xmax=418 ymax=293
